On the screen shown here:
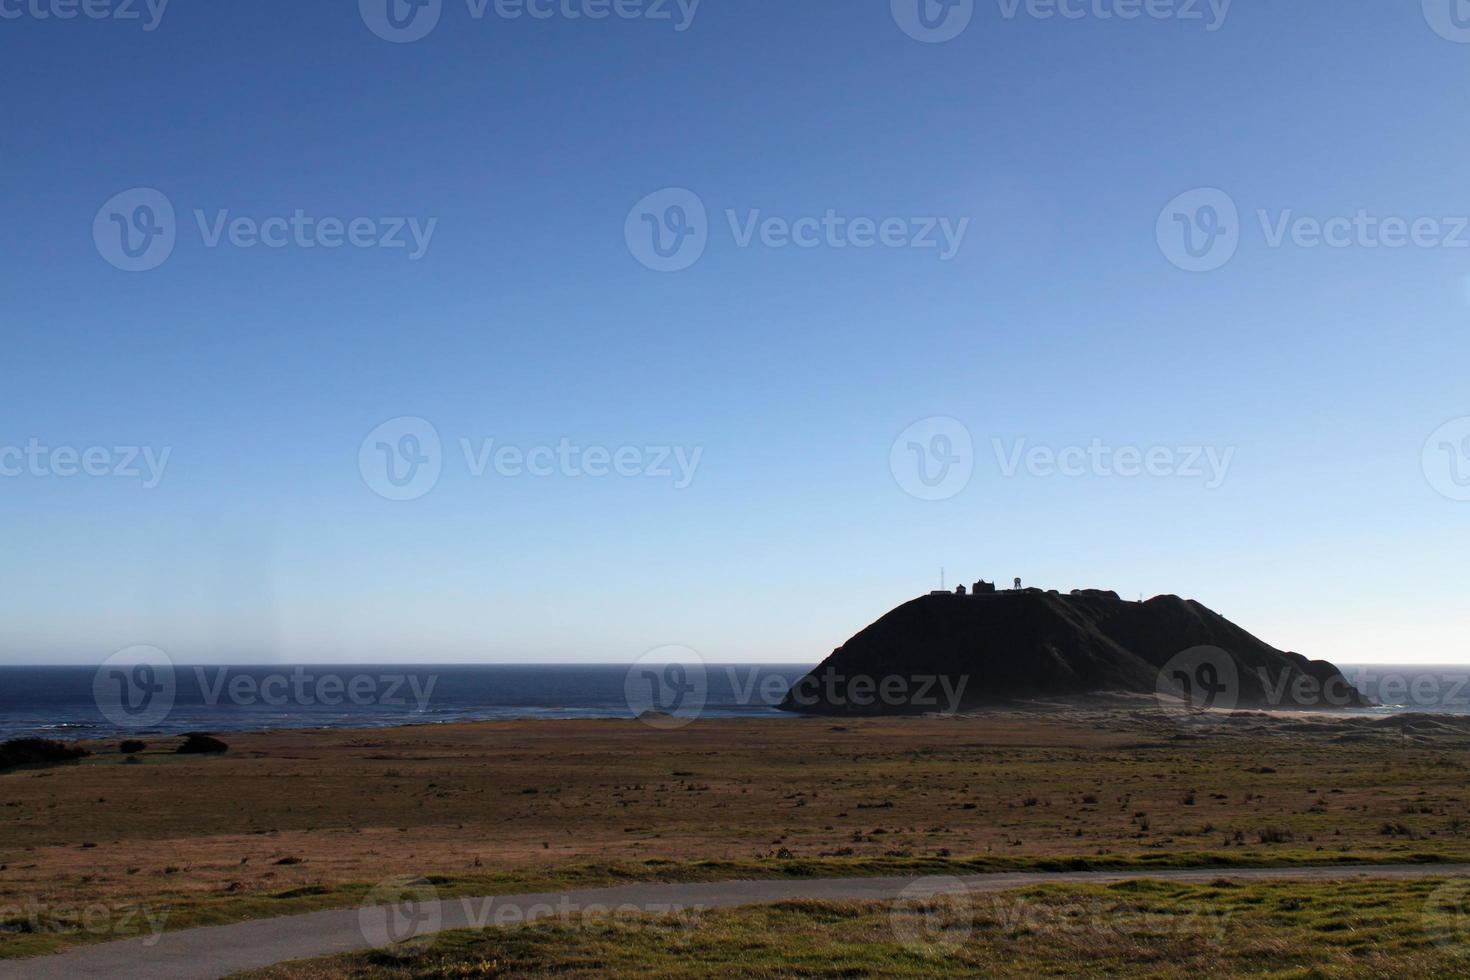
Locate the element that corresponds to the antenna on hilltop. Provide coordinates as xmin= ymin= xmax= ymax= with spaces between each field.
xmin=940 ymin=567 xmax=945 ymax=591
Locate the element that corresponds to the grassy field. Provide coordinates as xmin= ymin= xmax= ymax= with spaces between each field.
xmin=239 ymin=877 xmax=1470 ymax=978
xmin=4 ymin=710 xmax=1469 ymax=959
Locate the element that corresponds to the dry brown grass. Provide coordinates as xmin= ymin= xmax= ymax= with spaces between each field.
xmin=3 ymin=712 xmax=1469 ymax=957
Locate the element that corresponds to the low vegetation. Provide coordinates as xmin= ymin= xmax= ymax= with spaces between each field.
xmin=5 ymin=713 xmax=1470 ymax=960
xmin=176 ymin=733 xmax=229 ymax=755
xmin=240 ymin=877 xmax=1470 ymax=978
xmin=0 ymin=738 xmax=89 ymax=773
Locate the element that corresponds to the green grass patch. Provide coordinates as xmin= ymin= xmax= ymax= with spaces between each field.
xmin=239 ymin=877 xmax=1470 ymax=978
xmin=4 ymin=850 xmax=1466 ymax=962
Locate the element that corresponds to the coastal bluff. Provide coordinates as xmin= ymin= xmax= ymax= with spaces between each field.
xmin=779 ymin=589 xmax=1370 ymax=715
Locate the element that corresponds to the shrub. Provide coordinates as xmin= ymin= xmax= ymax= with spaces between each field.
xmin=120 ymin=740 xmax=146 ymax=754
xmin=176 ymin=733 xmax=229 ymax=755
xmin=0 ymin=738 xmax=90 ymax=773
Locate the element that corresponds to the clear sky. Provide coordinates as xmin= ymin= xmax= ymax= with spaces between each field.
xmin=3 ymin=0 xmax=1467 ymax=666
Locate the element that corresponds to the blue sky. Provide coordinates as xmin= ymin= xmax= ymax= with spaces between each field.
xmin=2 ymin=0 xmax=1467 ymax=665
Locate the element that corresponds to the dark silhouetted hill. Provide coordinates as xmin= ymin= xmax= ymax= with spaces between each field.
xmin=779 ymin=590 xmax=1368 ymax=715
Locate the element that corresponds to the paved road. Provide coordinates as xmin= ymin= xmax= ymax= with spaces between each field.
xmin=4 ymin=863 xmax=1467 ymax=979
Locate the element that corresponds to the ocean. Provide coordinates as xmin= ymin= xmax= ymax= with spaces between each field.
xmin=0 ymin=664 xmax=814 ymax=742
xmin=0 ymin=663 xmax=1465 ymax=743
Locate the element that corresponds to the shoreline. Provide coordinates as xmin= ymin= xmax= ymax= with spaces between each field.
xmin=8 ymin=695 xmax=1470 ymax=747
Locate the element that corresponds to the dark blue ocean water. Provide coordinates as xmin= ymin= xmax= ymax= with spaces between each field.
xmin=0 ymin=665 xmax=814 ymax=741
xmin=0 ymin=663 xmax=1465 ymax=743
